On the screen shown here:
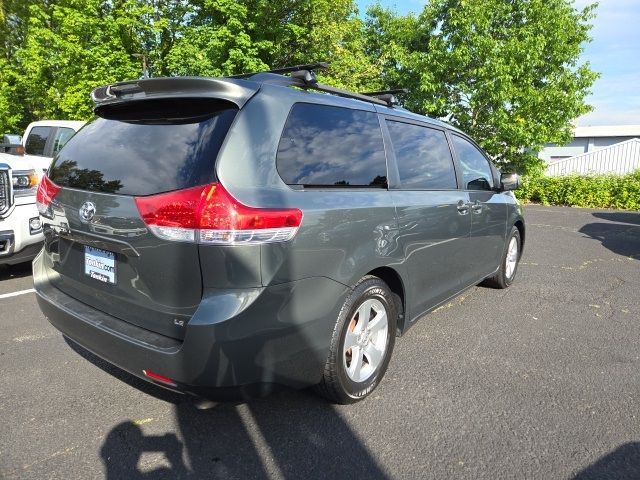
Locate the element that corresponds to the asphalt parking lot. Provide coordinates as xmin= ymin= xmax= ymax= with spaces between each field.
xmin=1 ymin=204 xmax=639 ymax=479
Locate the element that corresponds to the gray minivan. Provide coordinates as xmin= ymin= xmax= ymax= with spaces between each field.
xmin=34 ymin=64 xmax=524 ymax=404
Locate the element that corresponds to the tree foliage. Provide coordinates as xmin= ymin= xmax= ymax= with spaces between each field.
xmin=366 ymin=0 xmax=599 ymax=173
xmin=0 ymin=0 xmax=598 ymax=173
xmin=0 ymin=0 xmax=379 ymax=132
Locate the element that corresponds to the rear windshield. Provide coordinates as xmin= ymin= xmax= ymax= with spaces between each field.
xmin=48 ymin=99 xmax=237 ymax=196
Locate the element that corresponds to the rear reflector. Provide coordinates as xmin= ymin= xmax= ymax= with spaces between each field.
xmin=142 ymin=369 xmax=178 ymax=387
xmin=135 ymin=183 xmax=303 ymax=244
xmin=36 ymin=174 xmax=61 ymax=217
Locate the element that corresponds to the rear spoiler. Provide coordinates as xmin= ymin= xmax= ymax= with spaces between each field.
xmin=90 ymin=77 xmax=260 ymax=113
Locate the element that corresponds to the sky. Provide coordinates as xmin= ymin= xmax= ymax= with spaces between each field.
xmin=356 ymin=0 xmax=640 ymax=127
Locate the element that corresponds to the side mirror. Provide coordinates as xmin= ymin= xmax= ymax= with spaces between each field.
xmin=500 ymin=172 xmax=520 ymax=192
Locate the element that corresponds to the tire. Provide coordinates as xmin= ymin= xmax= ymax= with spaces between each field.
xmin=483 ymin=226 xmax=521 ymax=289
xmin=315 ymin=276 xmax=397 ymax=404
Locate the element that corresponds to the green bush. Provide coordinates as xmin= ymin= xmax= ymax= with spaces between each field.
xmin=516 ymin=169 xmax=640 ymax=210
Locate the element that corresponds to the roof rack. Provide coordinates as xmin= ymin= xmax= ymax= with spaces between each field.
xmin=228 ymin=62 xmax=329 ymax=79
xmin=228 ymin=62 xmax=405 ymax=107
xmin=360 ymin=89 xmax=408 ymax=106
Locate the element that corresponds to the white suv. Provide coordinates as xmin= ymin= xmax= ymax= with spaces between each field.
xmin=1 ymin=120 xmax=84 ymax=266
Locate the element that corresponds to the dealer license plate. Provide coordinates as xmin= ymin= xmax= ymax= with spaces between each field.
xmin=84 ymin=246 xmax=116 ymax=284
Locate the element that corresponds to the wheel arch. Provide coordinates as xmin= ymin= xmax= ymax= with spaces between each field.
xmin=365 ymin=266 xmax=406 ymax=336
xmin=514 ymin=219 xmax=525 ymax=256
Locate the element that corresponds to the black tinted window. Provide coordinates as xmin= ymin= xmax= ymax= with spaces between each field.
xmin=386 ymin=121 xmax=456 ymax=190
xmin=48 ymin=101 xmax=237 ymax=196
xmin=277 ymin=103 xmax=387 ymax=187
xmin=451 ymin=135 xmax=494 ymax=191
xmin=25 ymin=126 xmax=51 ymax=156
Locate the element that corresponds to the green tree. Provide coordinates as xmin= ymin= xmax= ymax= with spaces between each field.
xmin=0 ymin=57 xmax=20 ymax=132
xmin=242 ymin=0 xmax=382 ymax=90
xmin=1 ymin=0 xmax=381 ymax=132
xmin=115 ymin=0 xmax=194 ymax=77
xmin=366 ymin=0 xmax=599 ymax=174
xmin=0 ymin=0 xmax=45 ymax=132
xmin=13 ymin=0 xmax=139 ymax=121
xmin=0 ymin=0 xmax=42 ymax=61
xmin=165 ymin=0 xmax=270 ymax=77
xmin=166 ymin=0 xmax=381 ymax=90
xmin=0 ymin=0 xmax=598 ymax=160
xmin=0 ymin=0 xmax=382 ymax=132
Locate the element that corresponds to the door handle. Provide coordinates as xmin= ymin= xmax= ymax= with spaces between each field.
xmin=456 ymin=200 xmax=469 ymax=215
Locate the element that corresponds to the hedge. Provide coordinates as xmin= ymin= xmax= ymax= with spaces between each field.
xmin=515 ymin=169 xmax=640 ymax=210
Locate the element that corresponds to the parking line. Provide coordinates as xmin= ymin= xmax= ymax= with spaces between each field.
xmin=0 ymin=288 xmax=36 ymax=300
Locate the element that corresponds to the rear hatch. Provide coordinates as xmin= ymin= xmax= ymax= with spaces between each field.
xmin=40 ymin=96 xmax=238 ymax=340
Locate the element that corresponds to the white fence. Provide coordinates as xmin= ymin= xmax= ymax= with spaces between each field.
xmin=546 ymin=138 xmax=640 ymax=176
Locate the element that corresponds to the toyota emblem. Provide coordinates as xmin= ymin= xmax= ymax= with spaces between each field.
xmin=79 ymin=201 xmax=96 ymax=223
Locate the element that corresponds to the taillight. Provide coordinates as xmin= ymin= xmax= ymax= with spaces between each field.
xmin=135 ymin=183 xmax=303 ymax=244
xmin=36 ymin=174 xmax=61 ymax=217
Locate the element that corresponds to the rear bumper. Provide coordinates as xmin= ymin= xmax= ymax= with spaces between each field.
xmin=33 ymin=252 xmax=349 ymax=399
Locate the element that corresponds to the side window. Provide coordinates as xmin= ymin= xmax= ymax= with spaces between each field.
xmin=276 ymin=103 xmax=387 ymax=187
xmin=451 ymin=135 xmax=494 ymax=191
xmin=386 ymin=120 xmax=457 ymax=190
xmin=25 ymin=126 xmax=52 ymax=156
xmin=52 ymin=127 xmax=76 ymax=155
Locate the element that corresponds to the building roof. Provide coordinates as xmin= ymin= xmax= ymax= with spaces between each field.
xmin=574 ymin=125 xmax=640 ymax=138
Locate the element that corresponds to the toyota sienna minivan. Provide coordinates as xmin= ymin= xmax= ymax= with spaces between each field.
xmin=34 ymin=63 xmax=524 ymax=404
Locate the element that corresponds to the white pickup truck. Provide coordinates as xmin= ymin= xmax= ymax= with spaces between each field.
xmin=0 ymin=120 xmax=85 ymax=265
xmin=22 ymin=120 xmax=86 ymax=173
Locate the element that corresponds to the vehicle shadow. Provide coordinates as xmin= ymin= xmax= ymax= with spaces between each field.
xmin=572 ymin=442 xmax=640 ymax=480
xmin=0 ymin=261 xmax=33 ymax=281
xmin=579 ymin=215 xmax=640 ymax=260
xmin=101 ymin=421 xmax=190 ymax=479
xmin=174 ymin=390 xmax=388 ymax=479
xmin=67 ymin=338 xmax=389 ymax=479
xmin=592 ymin=212 xmax=640 ymax=226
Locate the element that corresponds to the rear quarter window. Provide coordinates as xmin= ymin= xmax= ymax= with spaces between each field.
xmin=276 ymin=103 xmax=387 ymax=187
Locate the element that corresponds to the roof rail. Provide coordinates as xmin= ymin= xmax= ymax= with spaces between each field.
xmin=228 ymin=62 xmax=405 ymax=107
